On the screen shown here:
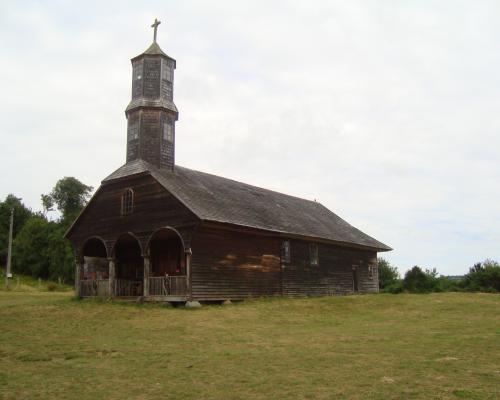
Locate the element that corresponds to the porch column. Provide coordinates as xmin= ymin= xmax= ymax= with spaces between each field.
xmin=75 ymin=259 xmax=82 ymax=298
xmin=186 ymin=249 xmax=192 ymax=301
xmin=143 ymin=256 xmax=150 ymax=297
xmin=108 ymin=258 xmax=115 ymax=297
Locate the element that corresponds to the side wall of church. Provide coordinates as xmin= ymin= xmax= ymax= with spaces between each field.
xmin=190 ymin=224 xmax=379 ymax=300
xmin=282 ymin=241 xmax=378 ymax=297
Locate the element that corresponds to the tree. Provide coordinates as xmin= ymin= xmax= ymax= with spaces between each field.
xmin=403 ymin=266 xmax=439 ymax=293
xmin=46 ymin=224 xmax=75 ymax=282
xmin=0 ymin=195 xmax=33 ymax=265
xmin=12 ymin=216 xmax=52 ymax=278
xmin=12 ymin=215 xmax=75 ymax=282
xmin=462 ymin=259 xmax=500 ymax=292
xmin=378 ymin=258 xmax=400 ymax=290
xmin=42 ymin=177 xmax=93 ymax=223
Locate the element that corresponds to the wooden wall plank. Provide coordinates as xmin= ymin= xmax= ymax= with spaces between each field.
xmin=190 ymin=225 xmax=379 ymax=300
xmin=68 ymin=175 xmax=200 ymax=256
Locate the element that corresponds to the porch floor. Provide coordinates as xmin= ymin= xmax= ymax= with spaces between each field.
xmin=81 ymin=295 xmax=188 ymax=303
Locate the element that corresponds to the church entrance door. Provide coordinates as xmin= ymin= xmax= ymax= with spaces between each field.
xmin=113 ymin=234 xmax=143 ymax=297
xmin=148 ymin=228 xmax=187 ymax=297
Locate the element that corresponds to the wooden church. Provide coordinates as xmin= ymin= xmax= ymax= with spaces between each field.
xmin=66 ymin=21 xmax=391 ymax=303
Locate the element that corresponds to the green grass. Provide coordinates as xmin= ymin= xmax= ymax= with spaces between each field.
xmin=0 ymin=292 xmax=498 ymax=400
xmin=0 ymin=271 xmax=72 ymax=293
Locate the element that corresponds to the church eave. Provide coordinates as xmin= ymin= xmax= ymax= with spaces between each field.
xmin=199 ymin=220 xmax=393 ymax=252
xmin=125 ymin=99 xmax=179 ymax=116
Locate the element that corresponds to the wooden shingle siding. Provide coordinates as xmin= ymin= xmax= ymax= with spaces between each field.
xmin=190 ymin=225 xmax=379 ymax=300
xmin=282 ymin=241 xmax=378 ymax=297
xmin=190 ymin=226 xmax=282 ymax=300
xmin=68 ymin=175 xmax=199 ymax=256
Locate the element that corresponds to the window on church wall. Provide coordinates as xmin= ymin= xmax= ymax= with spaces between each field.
xmin=132 ymin=63 xmax=143 ymax=98
xmin=309 ymin=243 xmax=319 ymax=266
xmin=121 ymin=189 xmax=134 ymax=216
xmin=143 ymin=59 xmax=161 ymax=99
xmin=368 ymin=265 xmax=376 ymax=279
xmin=161 ymin=60 xmax=173 ymax=100
xmin=133 ymin=63 xmax=143 ymax=81
xmin=128 ymin=120 xmax=139 ymax=141
xmin=165 ymin=82 xmax=173 ymax=100
xmin=281 ymin=240 xmax=291 ymax=264
xmin=161 ymin=62 xmax=173 ymax=82
xmin=163 ymin=122 xmax=174 ymax=142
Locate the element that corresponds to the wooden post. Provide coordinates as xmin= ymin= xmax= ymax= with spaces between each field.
xmin=75 ymin=260 xmax=82 ymax=297
xmin=143 ymin=256 xmax=150 ymax=297
xmin=186 ymin=249 xmax=192 ymax=301
xmin=108 ymin=258 xmax=115 ymax=297
xmin=5 ymin=208 xmax=13 ymax=289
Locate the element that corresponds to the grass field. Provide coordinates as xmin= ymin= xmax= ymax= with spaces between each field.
xmin=0 ymin=291 xmax=498 ymax=400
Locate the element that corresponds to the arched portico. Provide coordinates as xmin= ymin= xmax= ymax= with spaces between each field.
xmin=78 ymin=237 xmax=109 ymax=297
xmin=147 ymin=227 xmax=189 ymax=298
xmin=112 ymin=233 xmax=144 ymax=297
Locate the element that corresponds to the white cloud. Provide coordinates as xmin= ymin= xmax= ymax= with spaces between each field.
xmin=0 ymin=0 xmax=498 ymax=275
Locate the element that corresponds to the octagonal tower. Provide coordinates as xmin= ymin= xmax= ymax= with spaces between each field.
xmin=125 ymin=31 xmax=178 ymax=170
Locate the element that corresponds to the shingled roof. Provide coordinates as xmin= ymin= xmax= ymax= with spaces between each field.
xmin=103 ymin=160 xmax=391 ymax=252
xmin=131 ymin=41 xmax=176 ymax=66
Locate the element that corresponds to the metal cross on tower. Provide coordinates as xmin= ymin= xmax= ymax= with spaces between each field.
xmin=151 ymin=18 xmax=161 ymax=42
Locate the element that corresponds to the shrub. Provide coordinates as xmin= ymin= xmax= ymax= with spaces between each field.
xmin=435 ymin=276 xmax=461 ymax=292
xmin=378 ymin=258 xmax=400 ymax=290
xmin=384 ymin=280 xmax=404 ymax=294
xmin=403 ymin=266 xmax=439 ymax=293
xmin=461 ymin=259 xmax=500 ymax=292
xmin=46 ymin=282 xmax=58 ymax=292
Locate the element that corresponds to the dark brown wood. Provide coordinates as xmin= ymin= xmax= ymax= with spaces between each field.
xmin=190 ymin=225 xmax=282 ymax=300
xmin=69 ymin=175 xmax=380 ymax=301
xmin=149 ymin=276 xmax=187 ymax=296
xmin=190 ymin=224 xmax=379 ymax=300
xmin=68 ymin=174 xmax=199 ymax=257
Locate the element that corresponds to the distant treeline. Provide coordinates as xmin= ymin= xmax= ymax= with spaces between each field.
xmin=378 ymin=258 xmax=500 ymax=293
xmin=0 ymin=177 xmax=92 ymax=283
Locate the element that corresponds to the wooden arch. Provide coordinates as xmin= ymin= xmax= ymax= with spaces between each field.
xmin=80 ymin=236 xmax=109 ymax=261
xmin=146 ymin=226 xmax=188 ymax=254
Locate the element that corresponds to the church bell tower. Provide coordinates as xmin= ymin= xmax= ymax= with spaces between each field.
xmin=125 ymin=19 xmax=178 ymax=170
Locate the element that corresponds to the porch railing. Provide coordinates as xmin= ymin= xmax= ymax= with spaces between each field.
xmin=79 ymin=277 xmax=186 ymax=298
xmin=149 ymin=276 xmax=188 ymax=296
xmin=80 ymin=279 xmax=109 ymax=297
xmin=114 ymin=279 xmax=143 ymax=297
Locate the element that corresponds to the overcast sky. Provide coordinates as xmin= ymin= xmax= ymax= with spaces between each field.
xmin=1 ymin=0 xmax=499 ymax=275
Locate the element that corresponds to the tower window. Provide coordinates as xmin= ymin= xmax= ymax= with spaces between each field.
xmin=281 ymin=240 xmax=291 ymax=264
xmin=309 ymin=243 xmax=319 ymax=266
xmin=128 ymin=120 xmax=139 ymax=140
xmin=163 ymin=122 xmax=174 ymax=142
xmin=133 ymin=63 xmax=143 ymax=81
xmin=121 ymin=189 xmax=134 ymax=216
xmin=162 ymin=63 xmax=172 ymax=82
